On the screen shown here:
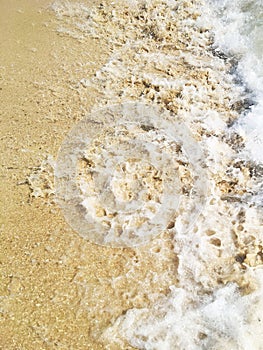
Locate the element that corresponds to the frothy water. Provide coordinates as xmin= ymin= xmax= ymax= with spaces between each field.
xmin=206 ymin=0 xmax=263 ymax=163
xmin=51 ymin=0 xmax=263 ymax=348
xmin=55 ymin=103 xmax=208 ymax=247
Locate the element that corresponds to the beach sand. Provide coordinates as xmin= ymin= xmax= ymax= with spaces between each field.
xmin=1 ymin=1 xmax=262 ymax=349
xmin=0 ymin=2 xmax=178 ymax=349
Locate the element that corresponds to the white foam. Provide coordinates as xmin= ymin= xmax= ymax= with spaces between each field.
xmin=204 ymin=0 xmax=263 ymax=163
xmin=55 ymin=103 xmax=208 ymax=247
xmin=51 ymin=0 xmax=263 ymax=348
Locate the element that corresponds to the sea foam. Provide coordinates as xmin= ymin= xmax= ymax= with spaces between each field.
xmin=52 ymin=0 xmax=263 ymax=348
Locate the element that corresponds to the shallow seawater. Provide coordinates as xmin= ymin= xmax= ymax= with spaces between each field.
xmin=207 ymin=0 xmax=263 ymax=164
xmin=50 ymin=0 xmax=263 ymax=349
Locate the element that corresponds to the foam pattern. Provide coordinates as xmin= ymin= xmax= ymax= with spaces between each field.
xmin=51 ymin=1 xmax=263 ymax=348
xmin=55 ymin=103 xmax=207 ymax=247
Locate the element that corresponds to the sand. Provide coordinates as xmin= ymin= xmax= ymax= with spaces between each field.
xmin=0 ymin=2 xmax=178 ymax=349
xmin=1 ymin=1 xmax=262 ymax=349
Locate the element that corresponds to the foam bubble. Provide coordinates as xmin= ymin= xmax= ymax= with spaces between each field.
xmin=51 ymin=1 xmax=263 ymax=347
xmin=204 ymin=0 xmax=263 ymax=164
xmin=55 ymin=103 xmax=207 ymax=247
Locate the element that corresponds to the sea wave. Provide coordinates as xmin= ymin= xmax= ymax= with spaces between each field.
xmin=51 ymin=0 xmax=263 ymax=348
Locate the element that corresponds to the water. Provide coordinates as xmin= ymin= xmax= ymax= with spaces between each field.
xmin=206 ymin=0 xmax=263 ymax=163
xmin=55 ymin=103 xmax=208 ymax=247
xmin=52 ymin=0 xmax=263 ymax=349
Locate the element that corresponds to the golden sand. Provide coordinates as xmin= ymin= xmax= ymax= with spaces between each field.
xmin=0 ymin=2 xmax=178 ymax=349
xmin=1 ymin=1 xmax=262 ymax=349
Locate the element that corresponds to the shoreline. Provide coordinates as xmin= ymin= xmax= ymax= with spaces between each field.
xmin=1 ymin=1 xmax=262 ymax=349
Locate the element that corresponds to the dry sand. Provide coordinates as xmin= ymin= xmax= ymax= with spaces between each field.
xmin=0 ymin=2 xmax=177 ymax=349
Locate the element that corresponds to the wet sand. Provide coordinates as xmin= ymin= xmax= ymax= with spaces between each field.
xmin=0 ymin=1 xmax=110 ymax=349
xmin=2 ymin=1 xmax=262 ymax=349
xmin=0 ymin=1 xmax=104 ymax=349
xmin=0 ymin=2 xmax=177 ymax=349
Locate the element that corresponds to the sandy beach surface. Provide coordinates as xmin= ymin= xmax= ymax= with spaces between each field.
xmin=0 ymin=1 xmax=105 ymax=348
xmin=0 ymin=2 xmax=177 ymax=349
xmin=1 ymin=0 xmax=262 ymax=349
